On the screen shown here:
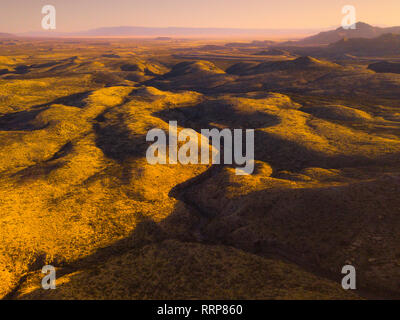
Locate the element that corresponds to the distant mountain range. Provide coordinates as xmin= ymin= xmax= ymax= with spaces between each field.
xmin=17 ymin=27 xmax=327 ymax=38
xmin=327 ymin=33 xmax=400 ymax=56
xmin=3 ymin=22 xmax=400 ymax=46
xmin=279 ymin=33 xmax=400 ymax=58
xmin=285 ymin=22 xmax=400 ymax=46
xmin=82 ymin=27 xmax=321 ymax=37
xmin=0 ymin=33 xmax=15 ymax=38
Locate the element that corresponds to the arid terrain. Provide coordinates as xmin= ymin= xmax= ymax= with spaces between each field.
xmin=0 ymin=26 xmax=400 ymax=299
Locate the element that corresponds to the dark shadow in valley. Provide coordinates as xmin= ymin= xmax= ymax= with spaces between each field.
xmin=93 ymin=117 xmax=149 ymax=162
xmin=0 ymin=108 xmax=49 ymax=131
xmin=153 ymin=99 xmax=280 ymax=130
xmin=0 ymin=91 xmax=92 ymax=131
xmin=45 ymin=91 xmax=91 ymax=108
xmin=253 ymin=131 xmax=399 ymax=173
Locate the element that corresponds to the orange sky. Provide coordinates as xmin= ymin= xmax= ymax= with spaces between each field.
xmin=1 ymin=0 xmax=399 ymax=33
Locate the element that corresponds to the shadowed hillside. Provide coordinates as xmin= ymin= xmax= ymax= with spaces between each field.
xmin=368 ymin=61 xmax=400 ymax=74
xmin=285 ymin=22 xmax=400 ymax=46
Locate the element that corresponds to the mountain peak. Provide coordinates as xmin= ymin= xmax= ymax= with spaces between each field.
xmin=337 ymin=21 xmax=372 ymax=30
xmin=354 ymin=21 xmax=373 ymax=28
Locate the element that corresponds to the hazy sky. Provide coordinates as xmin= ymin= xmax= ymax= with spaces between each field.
xmin=1 ymin=0 xmax=399 ymax=33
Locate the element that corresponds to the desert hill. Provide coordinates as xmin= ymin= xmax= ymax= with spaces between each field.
xmin=163 ymin=61 xmax=225 ymax=77
xmin=147 ymin=61 xmax=234 ymax=92
xmin=326 ymin=33 xmax=400 ymax=56
xmin=287 ymin=22 xmax=400 ymax=46
xmin=277 ymin=33 xmax=400 ymax=59
xmin=226 ymin=56 xmax=340 ymax=75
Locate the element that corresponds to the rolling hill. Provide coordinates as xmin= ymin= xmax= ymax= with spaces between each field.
xmin=326 ymin=33 xmax=400 ymax=56
xmin=226 ymin=56 xmax=340 ymax=75
xmin=278 ymin=33 xmax=400 ymax=58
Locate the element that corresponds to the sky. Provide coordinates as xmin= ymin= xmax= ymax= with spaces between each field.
xmin=1 ymin=0 xmax=399 ymax=33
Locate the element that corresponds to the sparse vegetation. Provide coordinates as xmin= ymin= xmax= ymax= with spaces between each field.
xmin=0 ymin=37 xmax=399 ymax=300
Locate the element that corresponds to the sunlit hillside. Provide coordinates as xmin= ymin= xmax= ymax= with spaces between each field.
xmin=0 ymin=37 xmax=399 ymax=300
